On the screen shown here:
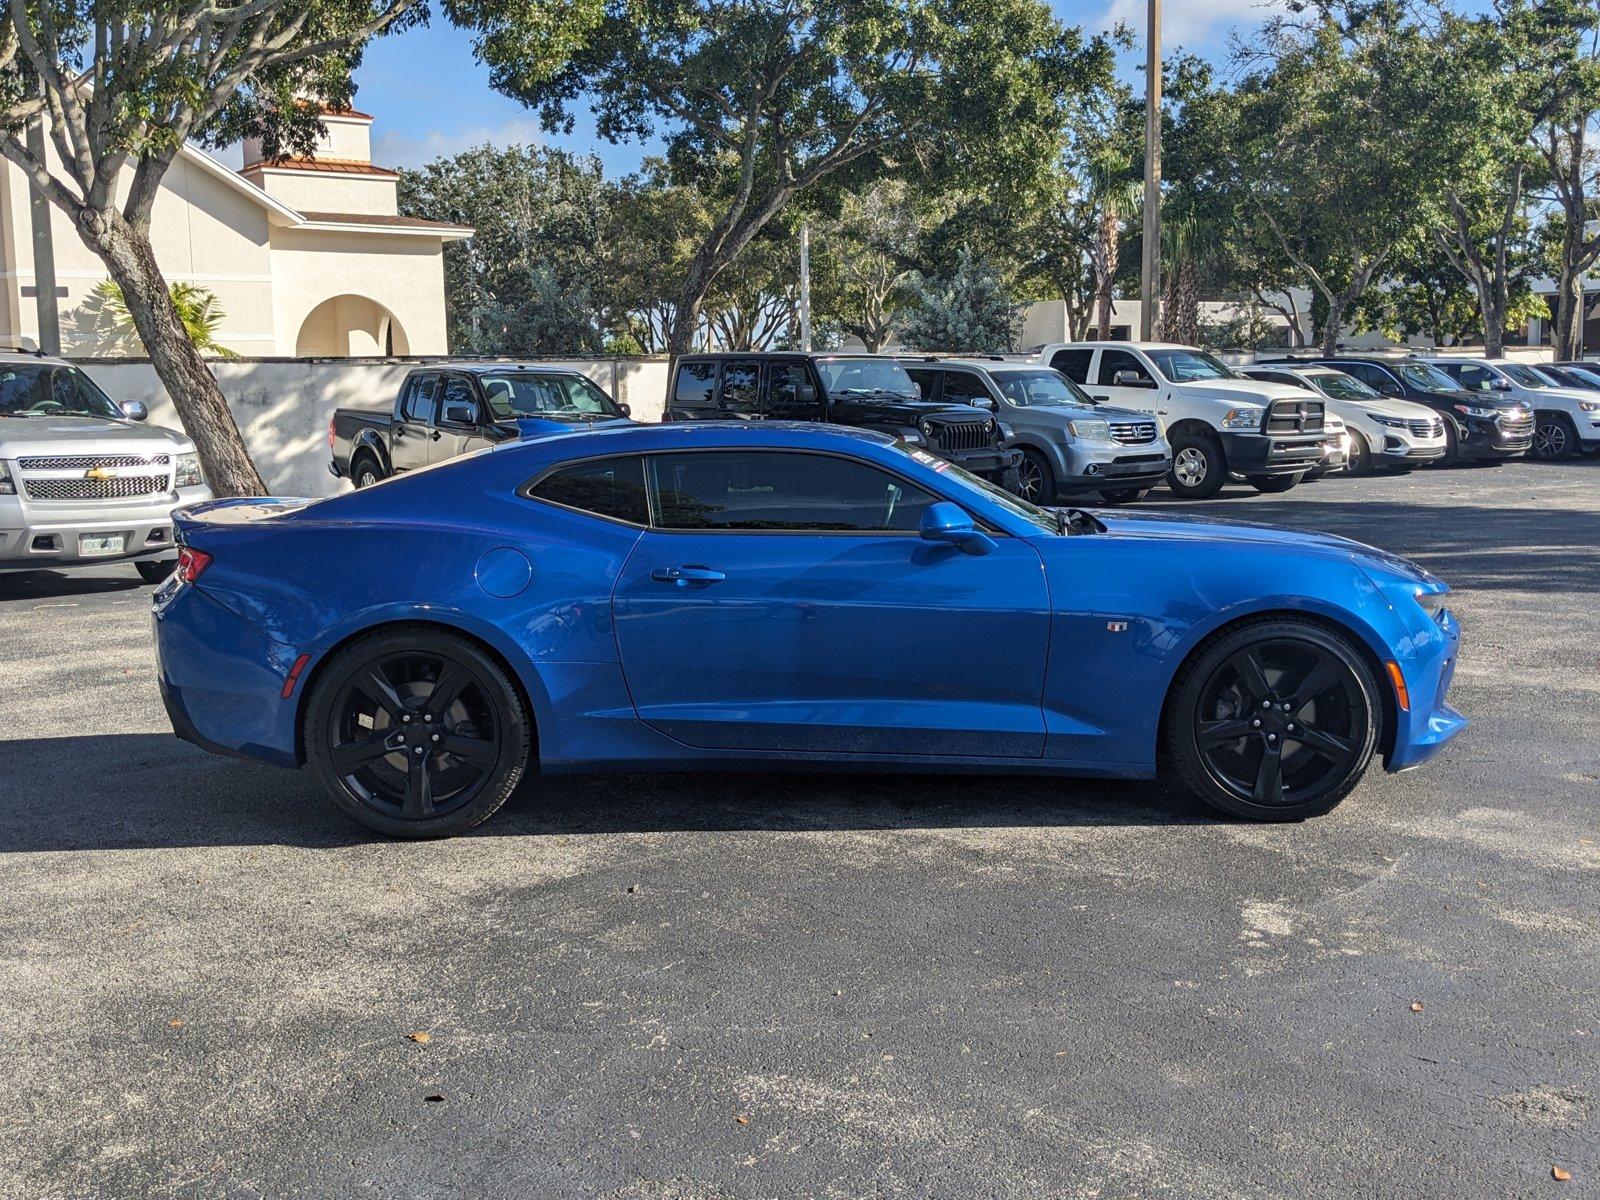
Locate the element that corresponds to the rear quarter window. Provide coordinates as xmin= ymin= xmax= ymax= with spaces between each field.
xmin=526 ymin=456 xmax=649 ymax=525
xmin=672 ymin=362 xmax=718 ymax=409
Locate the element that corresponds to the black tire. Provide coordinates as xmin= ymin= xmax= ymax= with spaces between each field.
xmin=1163 ymin=618 xmax=1381 ymax=822
xmin=1440 ymin=420 xmax=1463 ymax=466
xmin=1532 ymin=412 xmax=1580 ymax=461
xmin=135 ymin=558 xmax=175 ymax=584
xmin=1346 ymin=431 xmax=1373 ymax=476
xmin=351 ymin=453 xmax=384 ymax=489
xmin=1097 ymin=486 xmax=1151 ymax=504
xmin=1014 ymin=450 xmax=1053 ymax=504
xmin=1167 ymin=433 xmax=1227 ymax=500
xmin=304 ymin=627 xmax=531 ymax=838
xmin=1246 ymin=473 xmax=1304 ymax=494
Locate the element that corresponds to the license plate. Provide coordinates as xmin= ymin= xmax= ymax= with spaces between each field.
xmin=79 ymin=534 xmax=125 ymax=556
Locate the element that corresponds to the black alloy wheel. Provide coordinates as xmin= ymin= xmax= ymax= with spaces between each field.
xmin=1532 ymin=413 xmax=1578 ymax=461
xmin=1165 ymin=620 xmax=1380 ymax=821
xmin=305 ymin=629 xmax=530 ymax=837
xmin=1015 ymin=450 xmax=1053 ymax=504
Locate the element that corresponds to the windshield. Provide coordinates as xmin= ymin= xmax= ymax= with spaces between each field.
xmin=815 ymin=357 xmax=919 ymax=399
xmin=1495 ymin=362 xmax=1548 ymax=389
xmin=1559 ymin=363 xmax=1600 ymax=387
xmin=1397 ymin=362 xmax=1463 ymax=393
xmin=478 ymin=372 xmax=623 ymax=421
xmin=1309 ymin=371 xmax=1380 ymax=400
xmin=889 ymin=441 xmax=1059 ymax=534
xmin=1146 ymin=349 xmax=1239 ymax=383
xmin=993 ymin=369 xmax=1095 ymax=408
xmin=0 ymin=364 xmax=123 ymax=419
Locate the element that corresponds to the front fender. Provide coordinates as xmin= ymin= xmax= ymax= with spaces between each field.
xmin=1006 ymin=431 xmax=1072 ymax=478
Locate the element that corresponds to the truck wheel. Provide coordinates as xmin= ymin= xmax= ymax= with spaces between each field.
xmin=1167 ymin=434 xmax=1227 ymax=500
xmin=1532 ymin=412 xmax=1579 ymax=460
xmin=1015 ymin=450 xmax=1055 ymax=504
xmin=1247 ymin=473 xmax=1303 ymax=494
xmin=352 ymin=453 xmax=383 ymax=489
xmin=1097 ymin=487 xmax=1150 ymax=504
xmin=135 ymin=558 xmax=175 ymax=584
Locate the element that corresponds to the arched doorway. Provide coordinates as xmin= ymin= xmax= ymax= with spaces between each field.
xmin=295 ymin=295 xmax=410 ymax=357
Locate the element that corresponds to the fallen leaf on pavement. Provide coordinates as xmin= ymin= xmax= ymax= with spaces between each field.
xmin=1411 ymin=1002 xmax=1425 ymax=1013
xmin=1553 ymin=1166 xmax=1572 ymax=1181
xmin=407 ymin=1032 xmax=431 ymax=1044
xmin=734 ymin=1115 xmax=749 ymax=1125
xmin=168 ymin=1019 xmax=183 ymax=1028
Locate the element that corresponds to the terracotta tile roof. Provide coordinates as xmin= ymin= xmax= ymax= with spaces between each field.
xmin=295 ymin=210 xmax=474 ymax=234
xmin=241 ymin=156 xmax=398 ymax=177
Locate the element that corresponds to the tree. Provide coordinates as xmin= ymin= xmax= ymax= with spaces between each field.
xmin=94 ymin=280 xmax=237 ymax=358
xmin=455 ymin=0 xmax=1116 ymax=358
xmin=812 ymin=179 xmax=927 ymax=351
xmin=602 ymin=161 xmax=715 ymax=353
xmin=0 ymin=0 xmax=432 ymax=495
xmin=897 ymin=248 xmax=1020 ymax=352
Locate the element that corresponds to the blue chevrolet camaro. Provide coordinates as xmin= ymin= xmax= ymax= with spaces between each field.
xmin=153 ymin=423 xmax=1465 ymax=837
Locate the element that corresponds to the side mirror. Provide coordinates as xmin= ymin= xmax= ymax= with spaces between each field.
xmin=120 ymin=400 xmax=148 ymax=422
xmin=919 ymin=501 xmax=994 ymax=556
xmin=797 ymin=383 xmax=818 ymax=405
xmin=1491 ymin=378 xmax=1512 ymax=392
xmin=443 ymin=400 xmax=479 ymax=426
xmin=618 ymin=402 xmax=632 ymax=417
xmin=1112 ymin=370 xmax=1155 ymax=389
xmin=1377 ymin=380 xmax=1401 ymax=396
xmin=973 ymin=396 xmax=998 ymax=411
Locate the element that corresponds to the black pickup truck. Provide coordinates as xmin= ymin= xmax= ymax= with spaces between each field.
xmin=664 ymin=352 xmax=1021 ymax=490
xmin=329 ymin=363 xmax=632 ymax=487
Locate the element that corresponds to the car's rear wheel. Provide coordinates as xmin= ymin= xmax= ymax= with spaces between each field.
xmin=1164 ymin=619 xmax=1380 ymax=822
xmin=1532 ymin=412 xmax=1579 ymax=460
xmin=1014 ymin=450 xmax=1054 ymax=504
xmin=351 ymin=453 xmax=383 ymax=489
xmin=135 ymin=558 xmax=175 ymax=584
xmin=304 ymin=628 xmax=530 ymax=838
xmin=1167 ymin=434 xmax=1227 ymax=500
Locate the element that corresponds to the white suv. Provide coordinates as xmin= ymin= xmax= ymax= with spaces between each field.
xmin=1420 ymin=358 xmax=1600 ymax=461
xmin=1035 ymin=342 xmax=1328 ymax=498
xmin=0 ymin=352 xmax=211 ymax=581
xmin=1242 ymin=364 xmax=1446 ymax=473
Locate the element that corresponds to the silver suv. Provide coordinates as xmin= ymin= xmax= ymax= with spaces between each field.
xmin=0 ymin=352 xmax=211 ymax=581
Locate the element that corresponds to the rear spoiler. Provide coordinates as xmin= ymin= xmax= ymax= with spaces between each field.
xmin=172 ymin=496 xmax=313 ymax=543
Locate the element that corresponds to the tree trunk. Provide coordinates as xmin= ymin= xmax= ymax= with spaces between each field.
xmin=1553 ymin=258 xmax=1586 ymax=361
xmin=1319 ymin=297 xmax=1347 ymax=356
xmin=1481 ymin=294 xmax=1505 ymax=358
xmin=83 ymin=211 xmax=266 ymax=496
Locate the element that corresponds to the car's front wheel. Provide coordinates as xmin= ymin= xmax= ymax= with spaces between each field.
xmin=304 ymin=627 xmax=531 ymax=838
xmin=1167 ymin=434 xmax=1227 ymax=500
xmin=1164 ymin=619 xmax=1381 ymax=821
xmin=1015 ymin=449 xmax=1055 ymax=505
xmin=1532 ymin=412 xmax=1579 ymax=460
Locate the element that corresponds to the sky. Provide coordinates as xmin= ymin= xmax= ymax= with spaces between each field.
xmin=301 ymin=1 xmax=1285 ymax=174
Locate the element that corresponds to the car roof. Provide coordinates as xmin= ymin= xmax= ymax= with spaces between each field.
xmin=0 ymin=350 xmax=70 ymax=367
xmin=902 ymin=357 xmax=1040 ymax=373
xmin=1245 ymin=364 xmax=1339 ymax=377
xmin=1052 ymin=341 xmax=1193 ymax=352
xmin=407 ymin=362 xmax=587 ymax=375
xmin=492 ymin=420 xmax=896 ymax=460
xmin=676 ymin=351 xmax=898 ymax=361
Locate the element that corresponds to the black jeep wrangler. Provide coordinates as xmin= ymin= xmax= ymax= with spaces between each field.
xmin=665 ymin=352 xmax=1021 ymax=490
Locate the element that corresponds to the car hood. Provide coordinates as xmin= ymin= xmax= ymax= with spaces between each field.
xmin=1328 ymin=396 xmax=1438 ymax=421
xmin=499 ymin=415 xmax=635 ymax=438
xmin=830 ymin=395 xmax=991 ymax=423
xmin=1169 ymin=378 xmax=1305 ymax=405
xmin=0 ymin=414 xmax=193 ymax=453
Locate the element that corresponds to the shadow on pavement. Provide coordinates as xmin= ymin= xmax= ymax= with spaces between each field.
xmin=0 ymin=567 xmax=151 ymax=602
xmin=0 ymin=732 xmax=1212 ymax=853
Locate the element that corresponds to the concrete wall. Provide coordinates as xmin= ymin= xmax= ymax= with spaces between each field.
xmin=76 ymin=357 xmax=671 ymax=498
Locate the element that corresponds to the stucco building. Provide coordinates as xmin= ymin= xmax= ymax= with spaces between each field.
xmin=0 ymin=108 xmax=470 ymax=357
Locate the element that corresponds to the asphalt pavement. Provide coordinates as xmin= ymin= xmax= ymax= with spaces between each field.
xmin=1 ymin=460 xmax=1596 ymax=1199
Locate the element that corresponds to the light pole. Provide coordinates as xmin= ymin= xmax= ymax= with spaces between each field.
xmin=1139 ymin=0 xmax=1162 ymax=342
xmin=799 ymin=221 xmax=812 ymax=351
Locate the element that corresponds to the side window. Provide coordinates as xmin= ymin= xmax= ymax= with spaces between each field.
xmin=650 ymin=451 xmax=938 ymax=533
xmin=940 ymin=371 xmax=992 ymax=405
xmin=903 ymin=368 xmax=940 ymax=400
xmin=438 ymin=375 xmax=476 ymax=421
xmin=767 ymin=362 xmax=821 ymax=420
xmin=1097 ymin=349 xmax=1152 ymax=386
xmin=402 ymin=375 xmax=437 ymax=423
xmin=672 ymin=362 xmax=717 ymax=409
xmin=1050 ymin=348 xmax=1093 ymax=383
xmin=718 ymin=360 xmax=763 ymax=414
xmin=527 ymin=456 xmax=649 ymax=524
xmin=1454 ymin=365 xmax=1494 ymax=392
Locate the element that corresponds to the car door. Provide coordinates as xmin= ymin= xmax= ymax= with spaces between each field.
xmin=939 ymin=369 xmax=997 ymax=410
xmin=1090 ymin=348 xmax=1163 ymax=414
xmin=391 ymin=373 xmax=437 ymax=472
xmin=432 ymin=374 xmax=487 ymax=462
xmin=612 ymin=448 xmax=1051 ymax=757
xmin=765 ymin=361 xmax=824 ymax=421
xmin=716 ymin=359 xmax=765 ymax=419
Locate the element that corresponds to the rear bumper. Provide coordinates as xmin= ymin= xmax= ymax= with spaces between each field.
xmin=0 ymin=486 xmax=211 ymax=570
xmin=1221 ymin=430 xmax=1326 ymax=475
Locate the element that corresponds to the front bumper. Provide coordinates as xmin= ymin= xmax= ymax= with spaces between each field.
xmin=1221 ymin=430 xmax=1327 ymax=476
xmin=939 ymin=447 xmax=1019 ymax=479
xmin=1386 ymin=606 xmax=1468 ymax=772
xmin=1059 ymin=442 xmax=1172 ymax=488
xmin=1370 ymin=429 xmax=1447 ymax=464
xmin=0 ymin=486 xmax=212 ymax=570
xmin=1460 ymin=417 xmax=1531 ymax=457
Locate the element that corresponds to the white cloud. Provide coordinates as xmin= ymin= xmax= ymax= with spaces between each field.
xmin=372 ymin=115 xmax=544 ymax=169
xmin=1094 ymin=0 xmax=1286 ymax=50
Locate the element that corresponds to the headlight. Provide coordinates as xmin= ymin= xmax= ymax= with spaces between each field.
xmin=1580 ymin=400 xmax=1600 ymax=412
xmin=1413 ymin=588 xmax=1450 ymax=620
xmin=1372 ymin=415 xmax=1410 ymax=428
xmin=175 ymin=452 xmax=203 ymax=488
xmin=1220 ymin=407 xmax=1263 ymax=430
xmin=1066 ymin=418 xmax=1111 ymax=441
xmin=1453 ymin=404 xmax=1498 ymax=419
xmin=0 ymin=462 xmax=13 ymax=495
xmin=920 ymin=420 xmax=934 ymax=436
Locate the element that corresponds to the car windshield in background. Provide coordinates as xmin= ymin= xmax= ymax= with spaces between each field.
xmin=0 ymin=364 xmax=123 ymax=419
xmin=1397 ymin=362 xmax=1463 ymax=393
xmin=1500 ymin=363 xmax=1553 ymax=389
xmin=1311 ymin=371 xmax=1380 ymax=400
xmin=993 ymin=370 xmax=1095 ymax=408
xmin=479 ymin=373 xmax=623 ymax=421
xmin=889 ymin=441 xmax=1059 ymax=535
xmin=815 ymin=358 xmax=920 ymax=398
xmin=1146 ymin=349 xmax=1239 ymax=383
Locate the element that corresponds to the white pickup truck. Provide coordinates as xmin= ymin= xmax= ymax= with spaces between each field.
xmin=1029 ymin=341 xmax=1330 ymax=498
xmin=0 ymin=351 xmax=211 ymax=581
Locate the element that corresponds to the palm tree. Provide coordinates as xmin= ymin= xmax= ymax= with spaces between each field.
xmin=94 ymin=279 xmax=237 ymax=357
xmin=1086 ymin=160 xmax=1141 ymax=340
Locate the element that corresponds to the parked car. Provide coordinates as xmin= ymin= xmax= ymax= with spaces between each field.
xmin=329 ymin=364 xmax=633 ymax=488
xmin=897 ymin=356 xmax=1171 ymax=505
xmin=665 ymin=352 xmax=1020 ymax=490
xmin=0 ymin=351 xmax=211 ymax=581
xmin=1241 ymin=364 xmax=1446 ymax=474
xmin=1300 ymin=355 xmax=1532 ymax=464
xmin=1035 ymin=342 xmax=1328 ymax=498
xmin=1416 ymin=357 xmax=1599 ymax=462
xmin=1310 ymin=411 xmax=1351 ymax=479
xmin=154 ymin=422 xmax=1465 ymax=837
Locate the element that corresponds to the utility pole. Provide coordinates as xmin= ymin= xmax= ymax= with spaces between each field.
xmin=25 ymin=105 xmax=61 ymax=354
xmin=1139 ymin=0 xmax=1162 ymax=342
xmin=798 ymin=221 xmax=812 ymax=351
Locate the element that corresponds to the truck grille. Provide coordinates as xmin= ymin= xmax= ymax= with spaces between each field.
xmin=18 ymin=453 xmax=170 ymax=470
xmin=1409 ymin=418 xmax=1444 ymax=438
xmin=23 ymin=476 xmax=170 ymax=501
xmin=1109 ymin=420 xmax=1158 ymax=445
xmin=933 ymin=421 xmax=993 ymax=452
xmin=1264 ymin=399 xmax=1325 ymax=434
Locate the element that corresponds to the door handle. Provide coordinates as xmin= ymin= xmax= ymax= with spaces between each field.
xmin=429 ymin=430 xmax=442 ymax=441
xmin=651 ymin=565 xmax=726 ymax=586
xmin=394 ymin=425 xmax=405 ymax=437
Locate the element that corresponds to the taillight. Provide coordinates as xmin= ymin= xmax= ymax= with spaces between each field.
xmin=176 ymin=546 xmax=212 ymax=583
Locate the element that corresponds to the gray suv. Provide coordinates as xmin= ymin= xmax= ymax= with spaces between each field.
xmin=900 ymin=357 xmax=1172 ymax=504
